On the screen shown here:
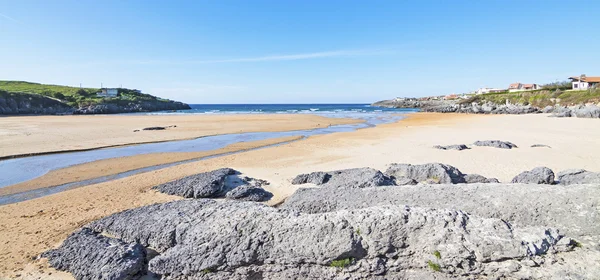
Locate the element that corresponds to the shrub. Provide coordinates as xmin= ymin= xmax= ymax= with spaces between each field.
xmin=330 ymin=257 xmax=354 ymax=268
xmin=433 ymin=251 xmax=441 ymax=259
xmin=427 ymin=260 xmax=441 ymax=272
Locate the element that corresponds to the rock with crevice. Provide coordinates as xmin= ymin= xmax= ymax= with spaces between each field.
xmin=463 ymin=173 xmax=500 ymax=183
xmin=81 ymin=199 xmax=575 ymax=279
xmin=511 ymin=167 xmax=555 ymax=184
xmin=473 ymin=140 xmax=518 ymax=149
xmin=225 ymin=185 xmax=272 ymax=202
xmin=557 ymin=169 xmax=600 ymax=185
xmin=41 ymin=228 xmax=146 ymax=280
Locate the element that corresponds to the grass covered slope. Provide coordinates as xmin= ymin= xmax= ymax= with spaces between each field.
xmin=0 ymin=81 xmax=190 ymax=115
xmin=460 ymin=89 xmax=600 ymax=108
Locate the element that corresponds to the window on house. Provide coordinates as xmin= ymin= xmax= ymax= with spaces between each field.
xmin=574 ymin=84 xmax=578 ymax=88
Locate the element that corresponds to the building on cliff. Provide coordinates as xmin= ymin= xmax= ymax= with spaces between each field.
xmin=508 ymin=82 xmax=541 ymax=92
xmin=569 ymin=75 xmax=600 ymax=90
xmin=97 ymin=88 xmax=118 ymax=97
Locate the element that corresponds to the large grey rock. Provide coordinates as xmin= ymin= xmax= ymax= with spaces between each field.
xmin=153 ymin=168 xmax=271 ymax=200
xmin=385 ymin=163 xmax=466 ymax=184
xmin=42 ymin=228 xmax=146 ymax=280
xmin=463 ymin=173 xmax=500 ymax=183
xmin=550 ymin=107 xmax=572 ymax=118
xmin=153 ymin=168 xmax=238 ymax=198
xmin=511 ymin=167 xmax=555 ymax=184
xmin=557 ymin=169 xmax=600 ymax=185
xmin=572 ymin=105 xmax=600 ymax=118
xmin=473 ymin=140 xmax=518 ymax=149
xmin=86 ymin=199 xmax=575 ymax=279
xmin=292 ymin=168 xmax=394 ymax=188
xmin=225 ymin=185 xmax=272 ymax=201
xmin=291 ymin=171 xmax=329 ymax=185
xmin=433 ymin=144 xmax=469 ymax=151
xmin=541 ymin=105 xmax=554 ymax=113
xmin=281 ymin=184 xmax=600 ymax=242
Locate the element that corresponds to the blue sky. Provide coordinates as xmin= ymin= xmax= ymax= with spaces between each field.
xmin=0 ymin=0 xmax=599 ymax=103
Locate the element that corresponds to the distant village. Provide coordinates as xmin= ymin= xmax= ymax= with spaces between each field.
xmin=397 ymin=74 xmax=599 ymax=101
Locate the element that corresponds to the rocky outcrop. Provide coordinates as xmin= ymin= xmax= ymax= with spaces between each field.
xmin=473 ymin=140 xmax=518 ymax=149
xmin=511 ymin=167 xmax=555 ymax=184
xmin=291 ymin=168 xmax=394 ymax=188
xmin=41 ymin=228 xmax=146 ymax=280
xmin=74 ymin=100 xmax=190 ymax=114
xmin=153 ymin=168 xmax=272 ymax=200
xmin=372 ymin=99 xmax=540 ymax=115
xmin=44 ymin=199 xmax=583 ymax=280
xmin=556 ymin=169 xmax=600 ymax=185
xmin=463 ymin=173 xmax=500 ymax=183
xmin=547 ymin=105 xmax=600 ymax=118
xmin=433 ymin=144 xmax=469 ymax=151
xmin=0 ymin=91 xmax=74 ymax=115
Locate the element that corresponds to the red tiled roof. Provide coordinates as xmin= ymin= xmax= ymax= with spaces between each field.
xmin=509 ymin=83 xmax=521 ymax=89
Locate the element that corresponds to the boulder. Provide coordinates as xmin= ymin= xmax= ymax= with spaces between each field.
xmin=572 ymin=105 xmax=600 ymax=118
xmin=473 ymin=140 xmax=518 ymax=149
xmin=225 ymin=185 xmax=272 ymax=202
xmin=511 ymin=167 xmax=555 ymax=184
xmin=433 ymin=144 xmax=469 ymax=151
xmin=83 ymin=199 xmax=575 ymax=279
xmin=463 ymin=173 xmax=500 ymax=184
xmin=41 ymin=228 xmax=146 ymax=280
xmin=153 ymin=168 xmax=238 ymax=198
xmin=291 ymin=171 xmax=329 ymax=185
xmin=557 ymin=169 xmax=600 ymax=185
xmin=385 ymin=163 xmax=466 ymax=184
xmin=292 ymin=168 xmax=394 ymax=188
xmin=541 ymin=106 xmax=554 ymax=113
xmin=550 ymin=107 xmax=572 ymax=118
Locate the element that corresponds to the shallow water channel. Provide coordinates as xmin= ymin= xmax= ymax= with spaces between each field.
xmin=0 ymin=111 xmax=415 ymax=205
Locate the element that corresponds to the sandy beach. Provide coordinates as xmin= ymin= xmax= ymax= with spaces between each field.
xmin=0 ymin=114 xmax=361 ymax=159
xmin=1 ymin=112 xmax=600 ymax=278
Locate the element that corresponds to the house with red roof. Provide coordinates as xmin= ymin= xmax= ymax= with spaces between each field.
xmin=569 ymin=75 xmax=600 ymax=90
xmin=508 ymin=82 xmax=540 ymax=92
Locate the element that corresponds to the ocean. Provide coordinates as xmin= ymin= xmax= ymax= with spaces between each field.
xmin=150 ymin=103 xmax=415 ymax=115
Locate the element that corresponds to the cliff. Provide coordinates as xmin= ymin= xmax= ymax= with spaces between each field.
xmin=0 ymin=81 xmax=191 ymax=115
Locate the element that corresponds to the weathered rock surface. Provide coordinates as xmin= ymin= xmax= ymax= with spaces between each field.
xmin=291 ymin=168 xmax=394 ymax=188
xmin=224 ymin=185 xmax=273 ymax=201
xmin=433 ymin=144 xmax=469 ymax=151
xmin=153 ymin=168 xmax=272 ymax=200
xmin=76 ymin=199 xmax=579 ymax=279
xmin=550 ymin=106 xmax=573 ymax=118
xmin=473 ymin=140 xmax=518 ymax=149
xmin=372 ymin=99 xmax=540 ymax=115
xmin=511 ymin=167 xmax=555 ymax=184
xmin=42 ymin=228 xmax=146 ymax=280
xmin=385 ymin=163 xmax=466 ymax=184
xmin=557 ymin=169 xmax=600 ymax=185
xmin=281 ymin=184 xmax=600 ymax=242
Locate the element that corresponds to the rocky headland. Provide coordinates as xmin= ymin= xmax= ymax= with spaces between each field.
xmin=373 ymin=95 xmax=600 ymax=118
xmin=41 ymin=163 xmax=600 ymax=279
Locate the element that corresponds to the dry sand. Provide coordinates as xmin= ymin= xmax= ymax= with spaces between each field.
xmin=2 ymin=112 xmax=600 ymax=279
xmin=0 ymin=114 xmax=360 ymax=159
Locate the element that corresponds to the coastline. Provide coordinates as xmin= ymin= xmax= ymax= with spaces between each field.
xmin=2 ymin=112 xmax=600 ymax=278
xmin=0 ymin=114 xmax=362 ymax=159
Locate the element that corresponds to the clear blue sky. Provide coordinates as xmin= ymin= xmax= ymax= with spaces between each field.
xmin=1 ymin=0 xmax=598 ymax=104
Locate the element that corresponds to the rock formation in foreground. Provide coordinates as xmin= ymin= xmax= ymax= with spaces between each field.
xmin=46 ymin=199 xmax=581 ymax=279
xmin=42 ymin=165 xmax=600 ymax=279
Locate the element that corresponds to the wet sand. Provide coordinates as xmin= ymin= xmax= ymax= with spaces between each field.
xmin=0 ymin=114 xmax=361 ymax=159
xmin=2 ymin=112 xmax=600 ymax=279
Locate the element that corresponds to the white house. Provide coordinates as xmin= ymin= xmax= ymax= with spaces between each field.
xmin=569 ymin=75 xmax=600 ymax=90
xmin=508 ymin=83 xmax=540 ymax=92
xmin=97 ymin=88 xmax=118 ymax=97
xmin=476 ymin=87 xmax=505 ymax=95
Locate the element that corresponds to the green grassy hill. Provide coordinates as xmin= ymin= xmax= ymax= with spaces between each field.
xmin=459 ymin=89 xmax=600 ymax=107
xmin=0 ymin=81 xmax=190 ymax=115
